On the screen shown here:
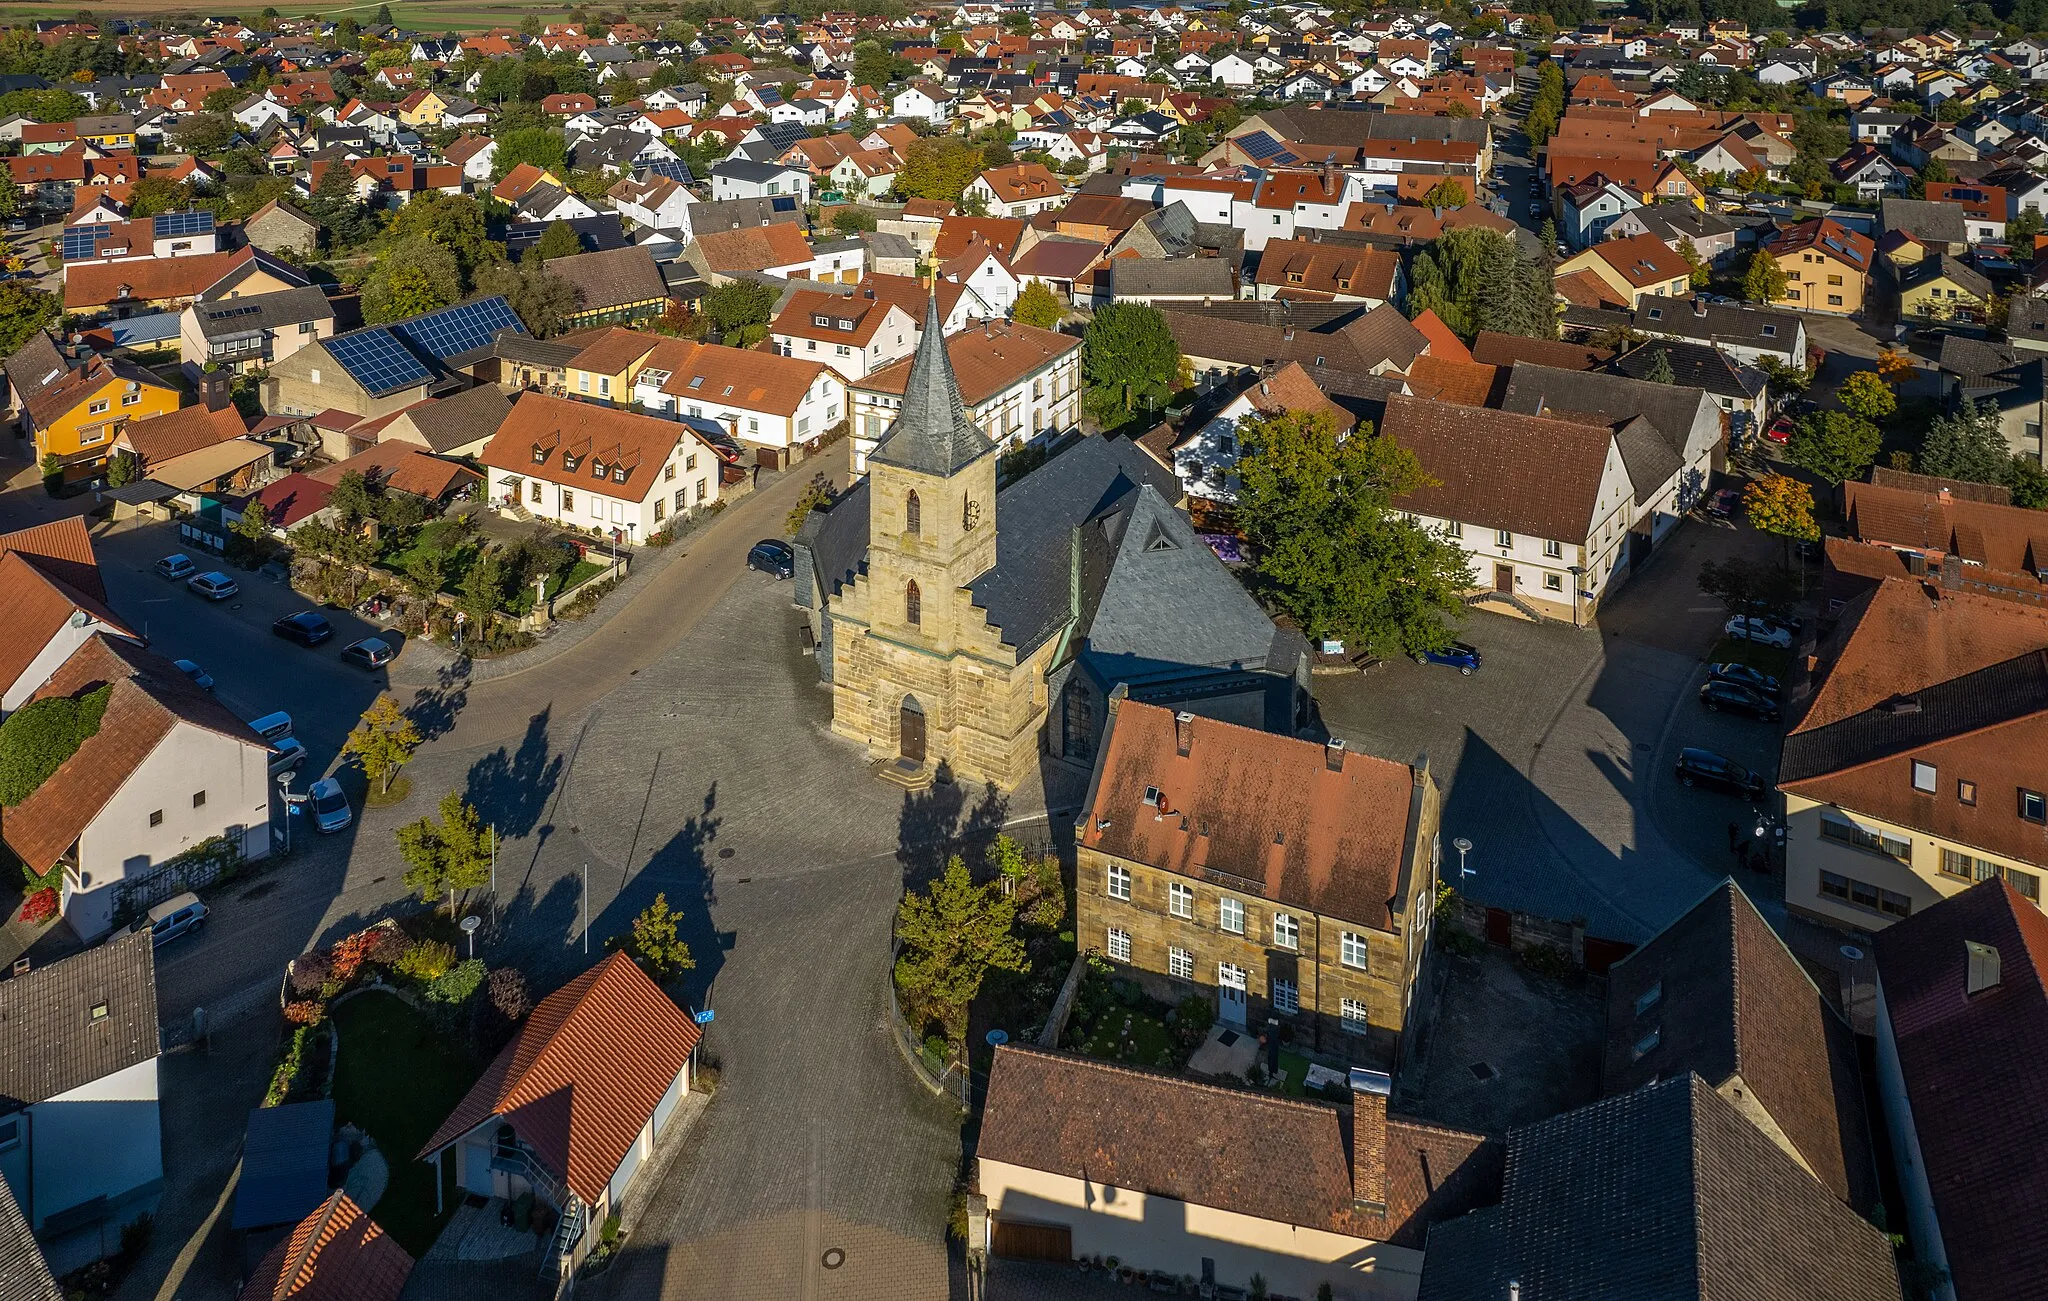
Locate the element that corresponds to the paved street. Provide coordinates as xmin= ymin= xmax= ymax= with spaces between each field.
xmin=1318 ymin=514 xmax=1784 ymax=944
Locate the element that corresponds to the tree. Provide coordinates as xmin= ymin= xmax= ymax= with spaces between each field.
xmin=618 ymin=893 xmax=696 ymax=981
xmin=530 ymin=219 xmax=585 ymax=262
xmin=491 ymin=125 xmax=569 ymax=181
xmin=396 ymin=793 xmax=495 ymax=913
xmin=1920 ymin=399 xmax=2012 ymax=484
xmin=1757 ymin=356 xmax=1812 ymax=393
xmin=1420 ymin=177 xmax=1469 ymax=208
xmin=362 ymin=238 xmax=462 ymax=323
xmin=893 ymin=856 xmax=1027 ymax=1032
xmin=1235 ymin=409 xmax=1474 ymax=653
xmin=1837 ymin=371 xmax=1897 ymax=423
xmin=1698 ymin=556 xmax=1801 ymax=619
xmin=343 ymin=695 xmax=421 ymax=796
xmin=1676 ymin=235 xmax=1710 ymax=289
xmin=386 ymin=193 xmax=500 ymax=281
xmin=1013 ymin=281 xmax=1062 ymax=330
xmin=1742 ymin=248 xmax=1788 ymax=304
xmin=2011 ymin=207 xmax=2045 ymax=249
xmin=127 ymin=175 xmax=192 ymax=218
xmin=2007 ymin=455 xmax=2048 ymax=509
xmin=1641 ymin=347 xmax=1675 ymax=384
xmin=171 ymin=112 xmax=236 ymax=157
xmin=1875 ymin=345 xmax=1915 ymax=388
xmin=302 ymin=161 xmax=372 ymax=249
xmin=472 ymin=258 xmax=582 ymax=339
xmin=828 ymin=205 xmax=878 ymax=233
xmin=1789 ymin=411 xmax=1882 ymax=485
xmin=896 ymin=136 xmax=984 ymax=202
xmin=104 ymin=448 xmax=141 ymax=487
xmin=1082 ymin=301 xmax=1180 ymax=417
xmin=1405 ymin=227 xmax=1553 ymax=341
xmin=327 ymin=469 xmax=377 ymax=526
xmin=1744 ymin=474 xmax=1821 ymax=564
xmin=702 ymin=279 xmax=777 ymax=346
xmin=459 ymin=547 xmax=508 ymax=626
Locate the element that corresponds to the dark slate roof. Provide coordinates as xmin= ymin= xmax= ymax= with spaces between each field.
xmin=1937 ymin=332 xmax=2016 ymax=385
xmin=2006 ymin=293 xmax=2048 ymax=346
xmin=1899 ymin=252 xmax=1993 ymax=301
xmin=0 ymin=930 xmax=158 ymax=1110
xmin=1496 ymin=362 xmax=1712 ymax=462
xmin=1602 ymin=880 xmax=1878 ymax=1212
xmin=685 ymin=196 xmax=804 ymax=233
xmin=0 ymin=1176 xmax=58 ymax=1301
xmin=1414 ymin=1075 xmax=1901 ymax=1301
xmin=543 ymin=246 xmax=667 ymax=311
xmin=505 ymin=214 xmax=630 ymax=257
xmin=1622 ymin=202 xmax=1737 ymax=243
xmin=867 ymin=295 xmax=998 ymax=477
xmin=3 ymin=332 xmax=70 ymax=402
xmin=189 ymin=284 xmax=335 ymax=340
xmin=1779 ymin=649 xmax=2048 ymax=785
xmin=711 ymin=157 xmax=806 ymax=183
xmin=1612 ymin=339 xmax=1766 ymax=400
xmin=1612 ymin=414 xmax=1685 ymax=505
xmin=1107 ymin=258 xmax=1237 ymax=299
xmin=401 ymin=382 xmax=512 ymax=453
xmin=1880 ymin=196 xmax=1969 ymax=246
xmin=1631 ymin=297 xmax=1799 ymax=353
xmin=232 ymin=1099 xmax=336 ymax=1230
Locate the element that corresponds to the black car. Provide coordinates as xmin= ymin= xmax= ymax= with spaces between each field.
xmin=1674 ymin=747 xmax=1768 ymax=799
xmin=1699 ymin=679 xmax=1781 ymax=722
xmin=341 ymin=637 xmax=395 ymax=670
xmin=748 ymin=539 xmax=794 ymax=579
xmin=1708 ymin=662 xmax=1780 ymax=696
xmin=272 ymin=611 xmax=334 ymax=647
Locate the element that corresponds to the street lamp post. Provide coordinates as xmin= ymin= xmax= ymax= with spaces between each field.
xmin=460 ymin=914 xmax=481 ymax=959
xmin=1452 ymin=837 xmax=1475 ymax=881
xmin=277 ymin=770 xmax=296 ymax=855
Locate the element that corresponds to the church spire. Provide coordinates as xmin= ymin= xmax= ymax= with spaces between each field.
xmin=867 ymin=292 xmax=995 ymax=477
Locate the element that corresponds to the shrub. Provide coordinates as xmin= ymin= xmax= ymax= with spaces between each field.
xmin=363 ymin=925 xmax=408 ymax=967
xmin=1172 ymin=994 xmax=1214 ymax=1049
xmin=487 ymin=966 xmax=531 ymax=1021
xmin=17 ymin=887 xmax=55 ymax=925
xmin=0 ymin=684 xmax=112 ymax=805
xmin=263 ymin=1026 xmax=309 ymax=1106
xmin=289 ymin=950 xmax=334 ymax=994
xmin=425 ymin=957 xmax=486 ymax=1004
xmin=328 ymin=931 xmax=372 ymax=985
xmin=283 ymin=1000 xmax=326 ymax=1026
xmin=395 ymin=938 xmax=457 ymax=982
xmin=119 ymin=1211 xmax=154 ymax=1264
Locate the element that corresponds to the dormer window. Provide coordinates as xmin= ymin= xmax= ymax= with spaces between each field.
xmin=1288 ymin=271 xmax=1304 ymax=283
xmin=591 ymin=458 xmax=607 ymax=478
xmin=813 ymin=313 xmax=830 ymax=326
xmin=563 ymin=454 xmax=581 ymax=472
xmin=838 ymin=318 xmax=854 ymax=329
xmin=532 ymin=445 xmax=547 ymax=463
xmin=613 ymin=467 xmax=627 ymax=483
xmin=1647 ymin=308 xmax=1662 ymax=320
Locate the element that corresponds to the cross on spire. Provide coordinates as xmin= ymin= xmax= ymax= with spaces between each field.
xmin=867 ymin=293 xmax=995 ymax=477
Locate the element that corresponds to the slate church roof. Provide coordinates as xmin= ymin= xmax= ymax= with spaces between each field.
xmin=868 ymin=294 xmax=997 ymax=478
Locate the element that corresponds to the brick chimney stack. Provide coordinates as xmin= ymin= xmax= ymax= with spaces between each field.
xmin=1174 ymin=710 xmax=1195 ymax=757
xmin=1350 ymin=1067 xmax=1392 ymax=1214
xmin=1325 ymin=738 xmax=1346 ymax=772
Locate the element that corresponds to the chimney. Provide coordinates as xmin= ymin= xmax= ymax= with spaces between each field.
xmin=1694 ymin=297 xmax=1707 ymax=316
xmin=200 ymin=369 xmax=231 ymax=412
xmin=1174 ymin=710 xmax=1195 ymax=756
xmin=1283 ymin=326 xmax=1294 ymax=341
xmin=1967 ymin=941 xmax=2002 ymax=996
xmin=1325 ymin=737 xmax=1346 ymax=771
xmin=1940 ymin=553 xmax=1963 ymax=588
xmin=1349 ymin=1067 xmax=1392 ymax=1214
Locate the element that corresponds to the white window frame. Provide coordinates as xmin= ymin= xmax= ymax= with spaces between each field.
xmin=1218 ymin=896 xmax=1245 ymax=935
xmin=1168 ymin=946 xmax=1193 ymax=979
xmin=1106 ymin=863 xmax=1131 ymax=901
xmin=1107 ymin=927 xmax=1131 ymax=962
xmin=1272 ymin=912 xmax=1299 ymax=950
xmin=1340 ymin=930 xmax=1370 ymax=970
xmin=1912 ymin=760 xmax=1937 ymax=793
xmin=1169 ymin=881 xmax=1193 ymax=919
xmin=1340 ymin=998 xmax=1370 ymax=1034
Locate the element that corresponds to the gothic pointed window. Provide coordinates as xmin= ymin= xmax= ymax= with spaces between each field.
xmin=904 ymin=490 xmax=921 ymax=536
xmin=905 ymin=580 xmax=921 ymax=625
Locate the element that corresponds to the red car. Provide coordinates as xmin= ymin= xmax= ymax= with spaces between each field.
xmin=1764 ymin=416 xmax=1795 ymax=444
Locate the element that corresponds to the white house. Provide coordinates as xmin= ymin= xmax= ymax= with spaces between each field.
xmin=608 ymin=173 xmax=697 ymax=234
xmin=1211 ymin=52 xmax=1257 ymax=87
xmin=628 ymin=340 xmax=845 ymax=463
xmin=936 ymin=242 xmax=1023 ymax=318
xmin=965 ymin=163 xmax=1069 ymax=219
xmin=0 ymin=634 xmax=275 ymax=944
xmin=1165 ymin=364 xmax=1352 ymax=506
xmin=892 ymin=83 xmax=955 ymax=124
xmin=772 ymin=285 xmax=921 ymax=381
xmin=0 ymin=517 xmax=138 ymax=713
xmin=0 ymin=933 xmax=163 ymax=1269
xmin=708 ymin=159 xmax=812 ymax=203
xmin=480 ymin=391 xmax=726 ymax=541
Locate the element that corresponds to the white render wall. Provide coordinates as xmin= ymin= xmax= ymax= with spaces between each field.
xmin=2 ymin=619 xmax=132 ymax=713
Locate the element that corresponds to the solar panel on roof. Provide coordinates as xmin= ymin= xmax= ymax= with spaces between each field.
xmin=391 ymin=296 xmax=527 ymax=362
xmin=61 ymin=223 xmax=112 ymax=260
xmin=206 ymin=303 xmax=263 ymax=320
xmin=153 ymin=209 xmax=214 ymax=238
xmin=325 ymin=327 xmax=433 ymax=397
xmin=638 ymin=159 xmax=695 ymax=184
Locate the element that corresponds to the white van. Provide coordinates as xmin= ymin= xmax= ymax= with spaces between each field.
xmin=138 ymin=892 xmax=209 ymax=947
xmin=250 ymin=712 xmax=294 ymax=744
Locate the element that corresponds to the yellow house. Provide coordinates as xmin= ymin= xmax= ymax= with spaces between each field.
xmin=20 ymin=353 xmax=182 ymax=479
xmin=399 ymin=89 xmax=450 ymax=128
xmin=1554 ymin=231 xmax=1693 ymax=308
xmin=1778 ymin=578 xmax=2048 ymax=931
xmin=562 ymin=327 xmax=659 ymax=406
xmin=1759 ymin=216 xmax=1873 ymax=316
xmin=1896 ymin=254 xmax=1992 ymax=325
xmin=76 ymin=114 xmax=137 ymax=150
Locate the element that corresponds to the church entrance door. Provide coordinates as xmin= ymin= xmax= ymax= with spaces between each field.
xmin=900 ymin=697 xmax=926 ymax=763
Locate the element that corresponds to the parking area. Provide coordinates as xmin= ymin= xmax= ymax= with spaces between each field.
xmin=1315 ymin=515 xmax=1787 ymax=944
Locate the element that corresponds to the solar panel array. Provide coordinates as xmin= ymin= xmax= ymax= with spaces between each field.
xmin=61 ymin=224 xmax=112 ymax=260
xmin=392 ymin=296 xmax=527 ymax=362
xmin=325 ymin=328 xmax=433 ymax=397
xmin=1236 ymin=131 xmax=1285 ymax=161
xmin=639 ymin=159 xmax=695 ymax=184
xmin=153 ymin=210 xmax=214 ymax=239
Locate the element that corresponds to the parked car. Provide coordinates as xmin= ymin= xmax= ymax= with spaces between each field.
xmin=1674 ymin=747 xmax=1768 ymax=799
xmin=250 ymin=711 xmax=294 ymax=744
xmin=272 ymin=611 xmax=334 ymax=647
xmin=1699 ymin=679 xmax=1782 ymax=721
xmin=308 ymin=778 xmax=352 ymax=833
xmin=1724 ymin=614 xmax=1795 ymax=649
xmin=268 ymin=736 xmax=307 ymax=776
xmin=186 ymin=571 xmax=239 ymax=601
xmin=748 ymin=539 xmax=795 ymax=579
xmin=1527 ymin=200 xmax=1543 ymax=215
xmin=341 ymin=637 xmax=395 ymax=670
xmin=155 ymin=553 xmax=196 ymax=580
xmin=173 ymin=659 xmax=214 ymax=691
xmin=1703 ymin=488 xmax=1741 ymax=523
xmin=1708 ymin=662 xmax=1780 ymax=696
xmin=1764 ymin=415 xmax=1795 ymax=444
xmin=134 ymin=892 xmax=208 ymax=947
xmin=1413 ymin=642 xmax=1483 ymax=675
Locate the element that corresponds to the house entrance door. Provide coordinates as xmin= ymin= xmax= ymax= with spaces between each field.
xmin=1494 ymin=563 xmax=1513 ymax=594
xmin=1218 ymin=963 xmax=1248 ymax=1026
xmin=900 ymin=697 xmax=926 ymax=763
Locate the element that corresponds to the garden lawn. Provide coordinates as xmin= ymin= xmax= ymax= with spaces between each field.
xmin=1274 ymin=1049 xmax=1315 ymax=1097
xmin=1069 ymin=1003 xmax=1179 ymax=1071
xmin=543 ymin=558 xmax=605 ymax=600
xmin=379 ymin=519 xmax=482 ymax=592
xmin=328 ymin=991 xmax=484 ymax=1257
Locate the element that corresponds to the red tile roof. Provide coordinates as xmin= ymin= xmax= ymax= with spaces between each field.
xmin=0 ymin=516 xmax=106 ymax=602
xmin=419 ymin=952 xmax=700 ymax=1204
xmin=240 ymin=1191 xmax=413 ymax=1301
xmin=247 ymin=472 xmax=336 ymax=530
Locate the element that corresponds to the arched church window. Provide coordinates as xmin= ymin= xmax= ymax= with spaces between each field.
xmin=905 ymin=580 xmax=921 ymax=626
xmin=904 ymin=490 xmax=921 ymax=536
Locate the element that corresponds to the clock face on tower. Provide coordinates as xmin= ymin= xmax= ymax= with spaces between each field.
xmin=964 ymin=498 xmax=981 ymax=529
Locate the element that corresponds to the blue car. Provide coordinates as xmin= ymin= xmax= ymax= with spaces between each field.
xmin=1413 ymin=642 xmax=1483 ymax=675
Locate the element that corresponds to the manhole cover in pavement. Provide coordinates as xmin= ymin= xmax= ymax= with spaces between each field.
xmin=1469 ymin=1061 xmax=1497 ymax=1082
xmin=718 ymin=848 xmax=735 ymax=859
xmin=821 ymin=1248 xmax=845 ymax=1270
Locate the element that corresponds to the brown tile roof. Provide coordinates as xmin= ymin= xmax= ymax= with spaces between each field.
xmin=644 ymin=338 xmax=831 ymax=417
xmin=1079 ymin=699 xmax=1422 ymax=930
xmin=1227 ymin=361 xmax=1353 ymax=431
xmin=1873 ymin=879 xmax=2048 ymax=1301
xmin=418 ymin=952 xmax=700 ymax=1204
xmin=1469 ymin=332 xmax=1614 ymax=371
xmin=1409 ymin=309 xmax=1471 ymax=364
xmin=1379 ymin=392 xmax=1614 ymax=543
xmin=691 ymin=221 xmax=815 ymax=274
xmin=1403 ymin=354 xmax=1500 ymax=407
xmin=932 ymin=216 xmax=1027 ymax=260
xmin=0 ymin=516 xmax=106 ymax=602
xmin=978 ymin=1045 xmax=1499 ymax=1247
xmin=1253 ymin=237 xmax=1401 ymax=301
xmin=774 ymin=287 xmax=914 ymax=349
xmin=1845 ymin=478 xmax=2048 ymax=576
xmin=1765 ymin=216 xmax=1875 ymax=273
xmin=309 ymin=442 xmax=478 ymax=501
xmin=1584 ymin=231 xmax=1691 ymax=289
xmin=22 ymin=353 xmax=174 ymax=432
xmin=63 ymin=247 xmax=264 ymax=310
xmin=564 ymin=326 xmax=660 ymax=376
xmin=1604 ymin=881 xmax=1877 ymax=1210
xmin=239 ymin=1191 xmax=414 ymax=1301
xmin=117 ymin=402 xmax=249 ymax=467
xmin=247 ymin=473 xmax=336 ymax=530
xmin=546 ymin=246 xmax=667 ymax=311
xmin=976 ymin=162 xmax=1065 ymax=204
xmin=481 ymin=392 xmax=704 ymax=495
xmin=0 ymin=928 xmax=157 ymax=1107
xmin=1552 ymin=268 xmax=1630 ymax=309
xmin=0 ymin=550 xmax=132 ymax=701
xmin=1 ymin=635 xmax=265 ymax=871
xmin=852 ymin=320 xmax=1078 ymax=407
